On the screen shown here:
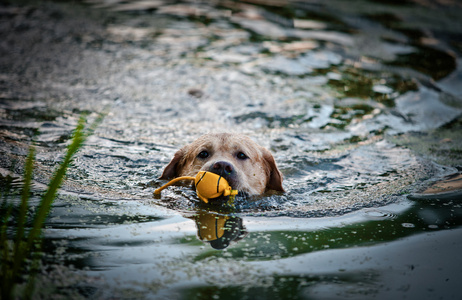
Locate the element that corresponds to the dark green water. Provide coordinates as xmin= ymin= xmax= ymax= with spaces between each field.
xmin=1 ymin=0 xmax=461 ymax=298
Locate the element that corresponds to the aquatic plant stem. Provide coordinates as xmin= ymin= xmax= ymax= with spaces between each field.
xmin=13 ymin=145 xmax=35 ymax=260
xmin=25 ymin=116 xmax=85 ymax=255
xmin=0 ymin=203 xmax=13 ymax=300
xmin=3 ymin=145 xmax=37 ymax=299
xmin=1 ymin=113 xmax=104 ymax=299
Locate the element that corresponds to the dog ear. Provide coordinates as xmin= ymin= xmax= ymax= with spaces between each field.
xmin=159 ymin=147 xmax=187 ymax=180
xmin=262 ymin=149 xmax=284 ymax=192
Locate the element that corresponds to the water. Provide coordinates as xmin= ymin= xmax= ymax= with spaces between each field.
xmin=1 ymin=0 xmax=462 ymax=298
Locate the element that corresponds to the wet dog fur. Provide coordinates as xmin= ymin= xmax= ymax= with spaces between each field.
xmin=160 ymin=133 xmax=284 ymax=196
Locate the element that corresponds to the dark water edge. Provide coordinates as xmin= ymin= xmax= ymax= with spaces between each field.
xmin=1 ymin=0 xmax=462 ymax=299
xmin=22 ymin=192 xmax=460 ymax=300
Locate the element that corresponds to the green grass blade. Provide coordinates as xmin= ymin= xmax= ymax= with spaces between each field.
xmin=84 ymin=110 xmax=106 ymax=137
xmin=23 ymin=242 xmax=42 ymax=300
xmin=8 ymin=145 xmax=36 ymax=297
xmin=1 ymin=172 xmax=14 ymax=300
xmin=14 ymin=145 xmax=35 ymax=253
xmin=26 ymin=116 xmax=86 ymax=251
xmin=1 ymin=112 xmax=103 ymax=299
xmin=1 ymin=202 xmax=14 ymax=300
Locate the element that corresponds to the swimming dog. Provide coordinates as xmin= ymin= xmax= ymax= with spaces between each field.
xmin=160 ymin=133 xmax=284 ymax=196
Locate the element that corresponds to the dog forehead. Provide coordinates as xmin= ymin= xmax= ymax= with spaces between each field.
xmin=193 ymin=133 xmax=260 ymax=154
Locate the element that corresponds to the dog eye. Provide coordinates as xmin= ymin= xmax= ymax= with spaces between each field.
xmin=237 ymin=152 xmax=248 ymax=160
xmin=197 ymin=150 xmax=209 ymax=159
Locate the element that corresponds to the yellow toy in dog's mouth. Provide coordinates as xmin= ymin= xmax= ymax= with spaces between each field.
xmin=154 ymin=171 xmax=238 ymax=203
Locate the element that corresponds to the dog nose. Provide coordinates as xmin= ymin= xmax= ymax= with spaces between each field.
xmin=212 ymin=161 xmax=234 ymax=175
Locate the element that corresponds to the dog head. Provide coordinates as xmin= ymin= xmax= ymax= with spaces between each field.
xmin=159 ymin=133 xmax=284 ymax=195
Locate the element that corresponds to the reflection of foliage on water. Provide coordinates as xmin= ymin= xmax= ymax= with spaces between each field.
xmin=389 ymin=116 xmax=462 ymax=167
xmin=189 ymin=195 xmax=462 ymax=262
xmin=327 ymin=66 xmax=418 ymax=106
xmin=181 ymin=271 xmax=378 ymax=300
xmin=365 ymin=11 xmax=458 ymax=81
xmin=388 ymin=46 xmax=457 ymax=81
xmin=329 ymin=103 xmax=376 ymax=129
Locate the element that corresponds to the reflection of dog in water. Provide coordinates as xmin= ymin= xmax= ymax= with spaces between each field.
xmin=160 ymin=133 xmax=284 ymax=197
xmin=191 ymin=211 xmax=247 ymax=249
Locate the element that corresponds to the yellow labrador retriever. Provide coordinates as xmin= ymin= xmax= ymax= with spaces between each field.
xmin=160 ymin=133 xmax=284 ymax=195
